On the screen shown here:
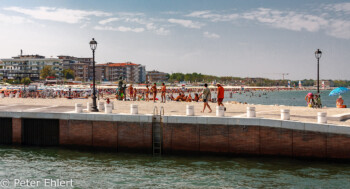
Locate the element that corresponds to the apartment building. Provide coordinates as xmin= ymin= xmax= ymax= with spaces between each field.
xmin=146 ymin=70 xmax=168 ymax=83
xmin=94 ymin=62 xmax=146 ymax=83
xmin=0 ymin=54 xmax=63 ymax=80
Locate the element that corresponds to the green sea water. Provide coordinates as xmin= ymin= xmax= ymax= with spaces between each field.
xmin=0 ymin=145 xmax=350 ymax=188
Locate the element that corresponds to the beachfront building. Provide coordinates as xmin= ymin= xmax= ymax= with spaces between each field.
xmin=0 ymin=54 xmax=63 ymax=80
xmin=70 ymin=63 xmax=89 ymax=82
xmin=146 ymin=70 xmax=168 ymax=83
xmin=93 ymin=62 xmax=146 ymax=83
xmin=57 ymin=55 xmax=92 ymax=70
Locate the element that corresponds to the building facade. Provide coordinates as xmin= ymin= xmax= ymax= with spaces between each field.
xmin=0 ymin=54 xmax=63 ymax=80
xmin=146 ymin=70 xmax=168 ymax=83
xmin=94 ymin=62 xmax=146 ymax=83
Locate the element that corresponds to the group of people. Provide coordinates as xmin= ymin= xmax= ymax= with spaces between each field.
xmin=305 ymin=93 xmax=322 ymax=108
xmin=121 ymin=83 xmax=226 ymax=113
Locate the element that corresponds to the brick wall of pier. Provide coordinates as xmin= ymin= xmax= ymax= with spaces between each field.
xmin=0 ymin=113 xmax=350 ymax=159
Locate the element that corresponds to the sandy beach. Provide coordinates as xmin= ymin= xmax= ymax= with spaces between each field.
xmin=0 ymin=97 xmax=349 ymax=126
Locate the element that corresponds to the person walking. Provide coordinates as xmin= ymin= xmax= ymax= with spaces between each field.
xmin=161 ymin=83 xmax=166 ymax=103
xmin=201 ymin=83 xmax=212 ymax=113
xmin=151 ymin=83 xmax=157 ymax=102
xmin=217 ymin=83 xmax=226 ymax=111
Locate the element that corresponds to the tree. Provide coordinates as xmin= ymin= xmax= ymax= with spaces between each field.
xmin=21 ymin=77 xmax=31 ymax=85
xmin=40 ymin=66 xmax=55 ymax=79
xmin=63 ymin=69 xmax=75 ymax=79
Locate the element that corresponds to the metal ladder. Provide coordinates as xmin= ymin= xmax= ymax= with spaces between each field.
xmin=152 ymin=106 xmax=164 ymax=156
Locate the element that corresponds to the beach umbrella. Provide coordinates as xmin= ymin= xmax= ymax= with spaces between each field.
xmin=329 ymin=87 xmax=349 ymax=96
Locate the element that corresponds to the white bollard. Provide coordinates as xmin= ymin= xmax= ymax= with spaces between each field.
xmin=15 ymin=93 xmax=20 ymax=98
xmin=281 ymin=109 xmax=290 ymax=120
xmin=98 ymin=102 xmax=105 ymax=111
xmin=87 ymin=102 xmax=92 ymax=112
xmin=130 ymin=104 xmax=138 ymax=115
xmin=75 ymin=103 xmax=83 ymax=113
xmin=105 ymin=103 xmax=112 ymax=114
xmin=247 ymin=107 xmax=256 ymax=118
xmin=186 ymin=105 xmax=195 ymax=116
xmin=318 ymin=112 xmax=327 ymax=124
xmin=216 ymin=106 xmax=225 ymax=117
xmin=111 ymin=101 xmax=114 ymax=110
xmin=0 ymin=93 xmax=4 ymax=98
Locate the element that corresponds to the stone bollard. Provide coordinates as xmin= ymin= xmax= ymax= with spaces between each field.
xmin=105 ymin=103 xmax=112 ymax=114
xmin=318 ymin=112 xmax=327 ymax=124
xmin=87 ymin=102 xmax=92 ymax=112
xmin=281 ymin=109 xmax=290 ymax=120
xmin=75 ymin=103 xmax=83 ymax=113
xmin=111 ymin=101 xmax=114 ymax=110
xmin=186 ymin=105 xmax=195 ymax=116
xmin=0 ymin=93 xmax=4 ymax=98
xmin=98 ymin=102 xmax=105 ymax=111
xmin=131 ymin=104 xmax=138 ymax=115
xmin=247 ymin=107 xmax=256 ymax=118
xmin=216 ymin=106 xmax=225 ymax=117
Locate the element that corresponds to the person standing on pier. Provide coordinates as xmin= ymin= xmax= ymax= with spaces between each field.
xmin=201 ymin=83 xmax=212 ymax=113
xmin=151 ymin=83 xmax=157 ymax=102
xmin=128 ymin=84 xmax=134 ymax=101
xmin=145 ymin=85 xmax=150 ymax=102
xmin=217 ymin=83 xmax=226 ymax=111
xmin=161 ymin=83 xmax=166 ymax=103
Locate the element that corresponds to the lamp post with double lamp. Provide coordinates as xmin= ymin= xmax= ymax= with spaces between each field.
xmin=315 ymin=49 xmax=322 ymax=94
xmin=90 ymin=38 xmax=98 ymax=112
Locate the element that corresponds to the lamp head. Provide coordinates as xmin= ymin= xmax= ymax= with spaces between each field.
xmin=90 ymin=38 xmax=97 ymax=50
xmin=315 ymin=49 xmax=322 ymax=59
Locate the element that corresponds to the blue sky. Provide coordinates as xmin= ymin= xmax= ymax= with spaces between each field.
xmin=0 ymin=0 xmax=349 ymax=80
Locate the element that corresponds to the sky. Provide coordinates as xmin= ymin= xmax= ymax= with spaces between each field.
xmin=0 ymin=0 xmax=349 ymax=80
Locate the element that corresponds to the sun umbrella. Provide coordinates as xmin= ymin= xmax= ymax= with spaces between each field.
xmin=329 ymin=87 xmax=349 ymax=96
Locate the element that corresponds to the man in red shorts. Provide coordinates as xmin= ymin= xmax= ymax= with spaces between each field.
xmin=217 ymin=83 xmax=226 ymax=111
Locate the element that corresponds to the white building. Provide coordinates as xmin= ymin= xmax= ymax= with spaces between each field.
xmin=0 ymin=54 xmax=63 ymax=80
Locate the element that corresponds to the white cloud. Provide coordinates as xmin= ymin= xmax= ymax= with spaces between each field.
xmin=326 ymin=19 xmax=350 ymax=39
xmin=324 ymin=2 xmax=350 ymax=14
xmin=94 ymin=25 xmax=144 ymax=33
xmin=0 ymin=13 xmax=33 ymax=24
xmin=187 ymin=11 xmax=239 ymax=22
xmin=4 ymin=6 xmax=112 ymax=24
xmin=242 ymin=8 xmax=328 ymax=32
xmin=168 ymin=18 xmax=204 ymax=29
xmin=99 ymin=17 xmax=120 ymax=25
xmin=203 ymin=31 xmax=220 ymax=39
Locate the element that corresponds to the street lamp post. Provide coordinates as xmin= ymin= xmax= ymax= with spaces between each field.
xmin=315 ymin=49 xmax=322 ymax=94
xmin=90 ymin=38 xmax=98 ymax=112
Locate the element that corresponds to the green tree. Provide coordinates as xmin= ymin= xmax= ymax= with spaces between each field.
xmin=63 ymin=69 xmax=75 ymax=79
xmin=21 ymin=77 xmax=31 ymax=85
xmin=40 ymin=66 xmax=55 ymax=79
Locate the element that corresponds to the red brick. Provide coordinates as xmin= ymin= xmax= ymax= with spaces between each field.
xmin=293 ymin=130 xmax=326 ymax=158
xmin=229 ymin=126 xmax=260 ymax=155
xmin=59 ymin=120 xmax=69 ymax=145
xmin=200 ymin=125 xmax=229 ymax=154
xmin=117 ymin=122 xmax=152 ymax=153
xmin=260 ymin=127 xmax=293 ymax=156
xmin=12 ymin=118 xmax=22 ymax=144
xmin=68 ymin=120 xmax=93 ymax=146
xmin=327 ymin=134 xmax=350 ymax=159
xmin=162 ymin=123 xmax=172 ymax=154
xmin=92 ymin=121 xmax=118 ymax=149
xmin=169 ymin=124 xmax=199 ymax=154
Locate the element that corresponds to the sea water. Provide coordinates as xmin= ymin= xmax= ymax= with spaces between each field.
xmin=225 ymin=90 xmax=350 ymax=107
xmin=0 ymin=146 xmax=350 ymax=188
